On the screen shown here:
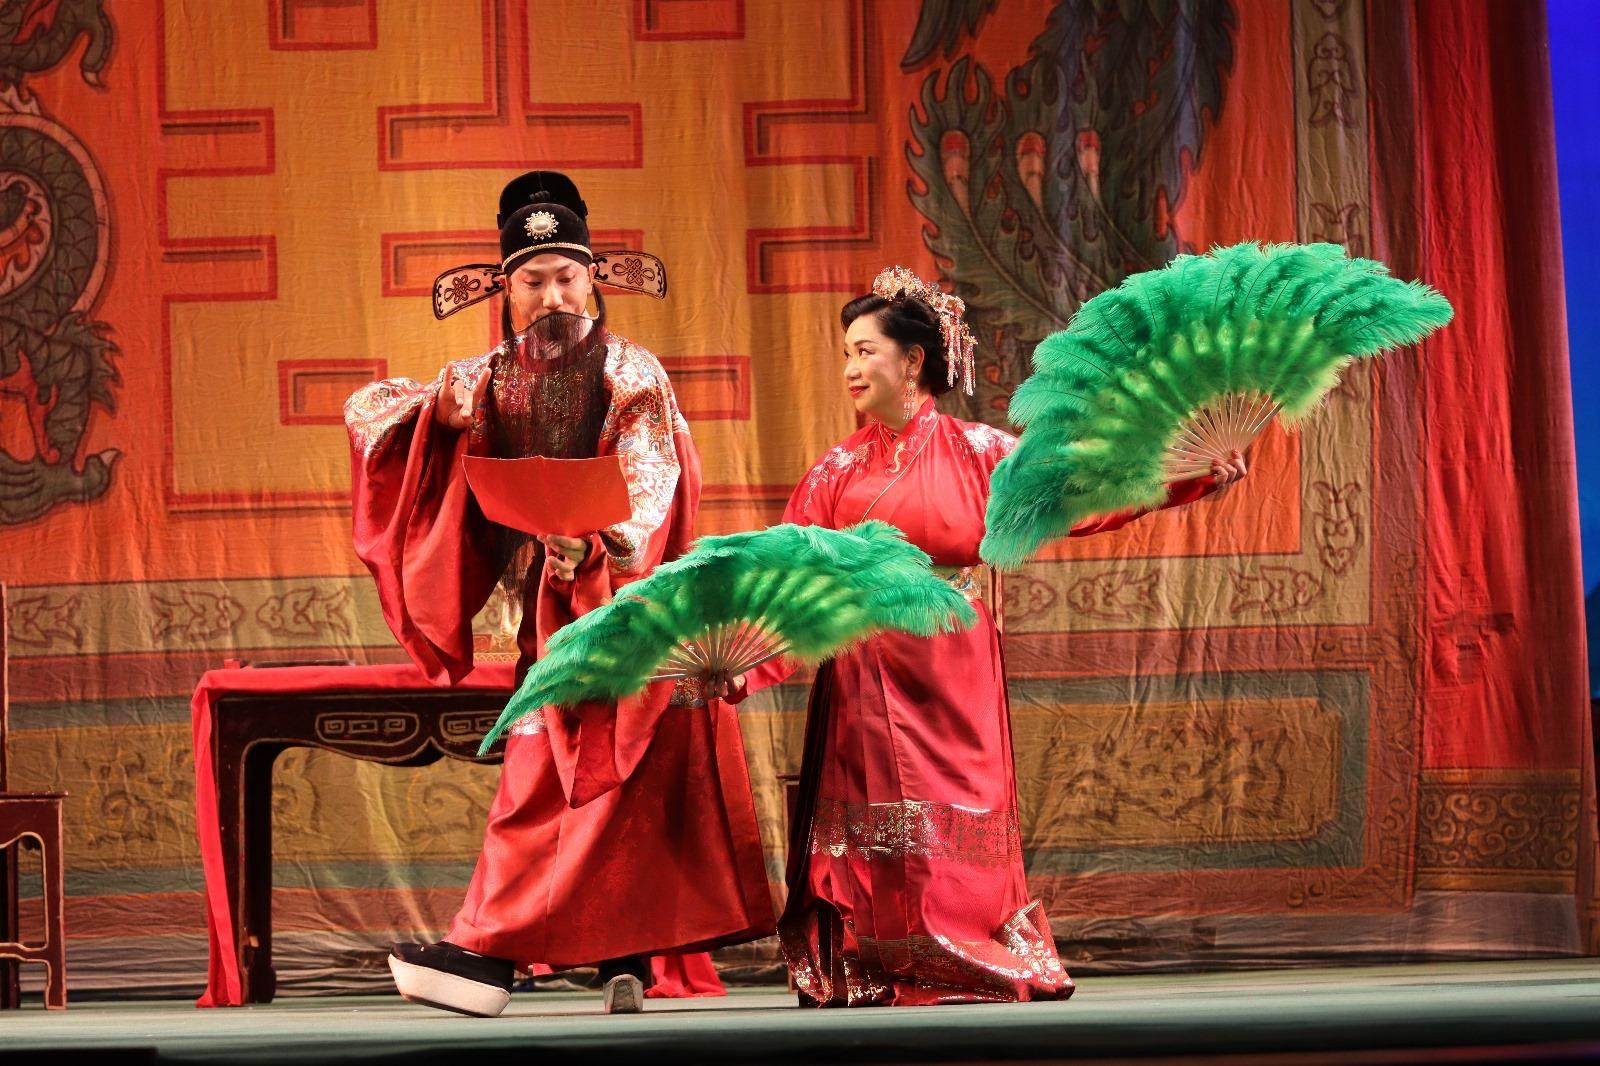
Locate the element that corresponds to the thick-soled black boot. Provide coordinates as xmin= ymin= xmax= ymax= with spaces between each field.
xmin=596 ymin=954 xmax=653 ymax=1014
xmin=389 ymin=942 xmax=515 ymax=1017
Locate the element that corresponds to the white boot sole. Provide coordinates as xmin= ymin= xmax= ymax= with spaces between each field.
xmin=603 ymin=974 xmax=644 ymax=1014
xmin=389 ymin=954 xmax=511 ymax=1018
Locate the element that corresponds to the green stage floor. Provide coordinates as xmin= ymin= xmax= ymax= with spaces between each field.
xmin=9 ymin=960 xmax=1600 ymax=1064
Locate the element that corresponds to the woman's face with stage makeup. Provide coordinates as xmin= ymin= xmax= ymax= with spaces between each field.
xmin=843 ymin=312 xmax=924 ymax=425
xmin=506 ymin=253 xmax=597 ymax=330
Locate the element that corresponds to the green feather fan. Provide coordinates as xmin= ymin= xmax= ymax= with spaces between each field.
xmin=980 ymin=242 xmax=1453 ymax=570
xmin=478 ymin=521 xmax=977 ymax=753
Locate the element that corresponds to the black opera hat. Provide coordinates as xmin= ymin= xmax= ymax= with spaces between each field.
xmin=497 ymin=171 xmax=588 ymax=228
xmin=429 ymin=173 xmax=667 ymax=320
xmin=500 ymin=201 xmax=592 ymax=274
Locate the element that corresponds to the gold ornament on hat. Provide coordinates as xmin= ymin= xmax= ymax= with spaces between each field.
xmin=524 ymin=210 xmax=559 ymax=238
xmin=871 ymin=266 xmax=977 ymax=396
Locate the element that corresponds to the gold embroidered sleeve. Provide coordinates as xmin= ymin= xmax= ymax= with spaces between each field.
xmin=598 ymin=341 xmax=682 ymax=574
xmin=343 ymin=353 xmax=495 ymax=460
xmin=344 ymin=375 xmax=436 ymax=459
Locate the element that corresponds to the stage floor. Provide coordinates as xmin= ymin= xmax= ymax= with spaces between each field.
xmin=9 ymin=960 xmax=1600 ymax=1064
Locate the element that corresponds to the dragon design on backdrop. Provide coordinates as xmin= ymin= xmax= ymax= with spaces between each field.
xmin=0 ymin=0 xmax=118 ymax=524
xmin=904 ymin=0 xmax=1236 ymax=424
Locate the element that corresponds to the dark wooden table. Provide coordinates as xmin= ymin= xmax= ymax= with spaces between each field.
xmin=195 ymin=664 xmax=512 ymax=1005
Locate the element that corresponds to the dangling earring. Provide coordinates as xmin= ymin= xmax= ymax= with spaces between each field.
xmin=902 ymin=372 xmax=918 ymax=420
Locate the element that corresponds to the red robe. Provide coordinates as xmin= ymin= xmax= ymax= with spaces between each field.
xmin=745 ymin=398 xmax=1216 ymax=1006
xmin=345 ymin=331 xmax=774 ymax=975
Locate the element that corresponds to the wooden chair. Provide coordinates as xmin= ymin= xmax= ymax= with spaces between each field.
xmin=0 ymin=584 xmax=66 ymax=1009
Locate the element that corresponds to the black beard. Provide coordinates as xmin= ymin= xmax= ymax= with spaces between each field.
xmin=521 ymin=308 xmax=590 ymax=359
xmin=486 ymin=311 xmax=608 ymax=461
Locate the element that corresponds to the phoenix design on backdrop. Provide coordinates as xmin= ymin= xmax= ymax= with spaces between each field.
xmin=0 ymin=0 xmax=118 ymax=525
xmin=904 ymin=0 xmax=1236 ymax=424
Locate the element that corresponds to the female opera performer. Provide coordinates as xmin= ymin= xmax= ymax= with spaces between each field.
xmin=734 ymin=268 xmax=1247 ymax=1006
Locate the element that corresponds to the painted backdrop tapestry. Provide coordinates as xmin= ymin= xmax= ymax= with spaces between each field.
xmin=0 ymin=0 xmax=1593 ymax=994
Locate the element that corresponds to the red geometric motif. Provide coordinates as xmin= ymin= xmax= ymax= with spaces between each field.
xmin=268 ymin=0 xmax=379 ymax=51
xmin=633 ymin=0 xmax=745 ymax=41
xmin=743 ymin=0 xmax=881 ymax=293
xmin=157 ymin=42 xmax=282 ymax=510
xmin=698 ymin=483 xmax=793 ymax=535
xmin=658 ymin=356 xmax=750 ymax=421
xmin=278 ymin=360 xmax=387 ymax=426
xmin=377 ymin=0 xmax=642 ymax=171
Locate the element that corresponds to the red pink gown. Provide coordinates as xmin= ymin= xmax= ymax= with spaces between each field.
xmin=746 ymin=397 xmax=1216 ymax=1006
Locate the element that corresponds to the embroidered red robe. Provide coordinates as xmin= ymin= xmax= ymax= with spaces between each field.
xmin=345 ymin=331 xmax=774 ymax=974
xmin=746 ymin=398 xmax=1217 ymax=1006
